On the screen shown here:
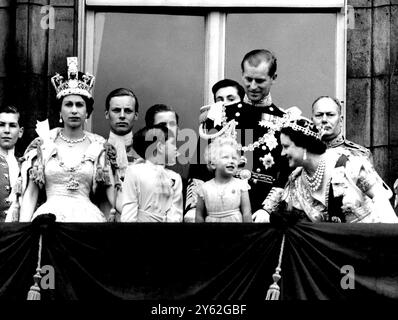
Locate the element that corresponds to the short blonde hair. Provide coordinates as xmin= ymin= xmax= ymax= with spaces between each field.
xmin=204 ymin=137 xmax=240 ymax=171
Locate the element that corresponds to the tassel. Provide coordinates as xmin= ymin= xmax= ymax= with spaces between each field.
xmin=27 ymin=143 xmax=45 ymax=188
xmin=103 ymin=166 xmax=111 ymax=186
xmin=27 ymin=268 xmax=42 ymax=300
xmin=29 ymin=164 xmax=38 ymax=180
xmin=35 ymin=164 xmax=45 ymax=187
xmin=27 ymin=234 xmax=43 ymax=300
xmin=266 ymin=234 xmax=285 ymax=300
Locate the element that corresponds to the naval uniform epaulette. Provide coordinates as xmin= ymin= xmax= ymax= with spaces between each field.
xmin=343 ymin=139 xmax=371 ymax=159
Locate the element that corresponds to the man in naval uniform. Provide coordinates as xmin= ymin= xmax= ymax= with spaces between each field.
xmin=312 ymin=96 xmax=398 ymax=216
xmin=311 ymin=96 xmax=373 ymax=162
xmin=0 ymin=106 xmax=24 ymax=222
xmin=200 ymin=49 xmax=291 ymax=221
xmin=236 ymin=49 xmax=291 ymax=218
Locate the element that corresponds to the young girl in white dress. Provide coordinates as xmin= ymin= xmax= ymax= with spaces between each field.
xmin=195 ymin=137 xmax=252 ymax=223
xmin=120 ymin=124 xmax=183 ymax=222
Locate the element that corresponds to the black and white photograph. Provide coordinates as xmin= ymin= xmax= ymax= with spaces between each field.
xmin=0 ymin=0 xmax=398 ymax=308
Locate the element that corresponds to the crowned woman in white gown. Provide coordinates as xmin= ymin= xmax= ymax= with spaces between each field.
xmin=17 ymin=57 xmax=115 ymax=222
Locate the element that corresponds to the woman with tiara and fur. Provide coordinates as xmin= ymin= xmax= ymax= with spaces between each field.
xmin=17 ymin=57 xmax=116 ymax=222
xmin=258 ymin=117 xmax=397 ymax=223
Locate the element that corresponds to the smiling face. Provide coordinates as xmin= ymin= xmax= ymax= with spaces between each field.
xmin=312 ymin=97 xmax=343 ymax=141
xmin=105 ymin=95 xmax=137 ymax=135
xmin=212 ymin=144 xmax=239 ymax=178
xmin=0 ymin=112 xmax=23 ymax=152
xmin=280 ymin=133 xmax=305 ymax=168
xmin=242 ymin=61 xmax=276 ymax=103
xmin=60 ymin=95 xmax=87 ymax=129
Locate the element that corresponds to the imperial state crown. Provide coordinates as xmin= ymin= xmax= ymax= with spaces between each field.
xmin=51 ymin=57 xmax=95 ymax=99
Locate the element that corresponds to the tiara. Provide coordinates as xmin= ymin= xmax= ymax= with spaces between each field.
xmin=51 ymin=57 xmax=95 ymax=99
xmin=283 ymin=118 xmax=322 ymax=140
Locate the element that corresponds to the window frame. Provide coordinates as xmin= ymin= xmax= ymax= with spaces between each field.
xmin=79 ymin=0 xmax=347 ymax=132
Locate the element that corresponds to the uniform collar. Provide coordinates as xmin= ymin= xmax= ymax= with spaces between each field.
xmin=243 ymin=93 xmax=273 ymax=107
xmin=325 ymin=133 xmax=345 ymax=149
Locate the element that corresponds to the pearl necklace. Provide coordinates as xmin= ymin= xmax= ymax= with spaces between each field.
xmin=303 ymin=158 xmax=325 ymax=192
xmin=59 ymin=131 xmax=87 ymax=146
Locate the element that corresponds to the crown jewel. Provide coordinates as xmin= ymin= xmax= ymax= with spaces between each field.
xmin=51 ymin=57 xmax=95 ymax=99
xmin=283 ymin=118 xmax=322 ymax=140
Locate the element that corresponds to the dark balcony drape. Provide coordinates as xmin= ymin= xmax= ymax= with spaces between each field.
xmin=1 ymin=215 xmax=398 ymax=300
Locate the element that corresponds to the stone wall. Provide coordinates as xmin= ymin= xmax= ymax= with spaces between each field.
xmin=347 ymin=0 xmax=398 ymax=186
xmin=0 ymin=0 xmax=77 ymax=155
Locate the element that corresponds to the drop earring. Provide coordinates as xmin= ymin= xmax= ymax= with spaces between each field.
xmin=303 ymin=149 xmax=307 ymax=161
xmin=59 ymin=114 xmax=63 ymax=124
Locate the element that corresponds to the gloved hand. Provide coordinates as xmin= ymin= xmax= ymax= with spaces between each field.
xmin=252 ymin=209 xmax=270 ymax=223
xmin=199 ymin=105 xmax=211 ymax=123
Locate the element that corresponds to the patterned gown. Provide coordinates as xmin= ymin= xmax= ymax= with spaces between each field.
xmin=269 ymin=149 xmax=398 ymax=223
xmin=23 ymin=129 xmax=108 ymax=222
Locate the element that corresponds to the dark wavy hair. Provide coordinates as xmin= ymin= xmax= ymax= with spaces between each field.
xmin=0 ymin=105 xmax=22 ymax=126
xmin=145 ymin=104 xmax=179 ymax=127
xmin=55 ymin=95 xmax=94 ymax=118
xmin=280 ymin=119 xmax=326 ymax=155
xmin=211 ymin=79 xmax=245 ymax=102
xmin=241 ymin=49 xmax=277 ymax=77
xmin=105 ymin=87 xmax=139 ymax=113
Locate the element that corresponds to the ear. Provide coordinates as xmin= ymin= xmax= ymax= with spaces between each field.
xmin=18 ymin=127 xmax=24 ymax=139
xmin=133 ymin=112 xmax=138 ymax=120
xmin=271 ymin=73 xmax=277 ymax=82
xmin=209 ymin=162 xmax=216 ymax=170
xmin=156 ymin=141 xmax=165 ymax=154
xmin=104 ymin=110 xmax=109 ymax=120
